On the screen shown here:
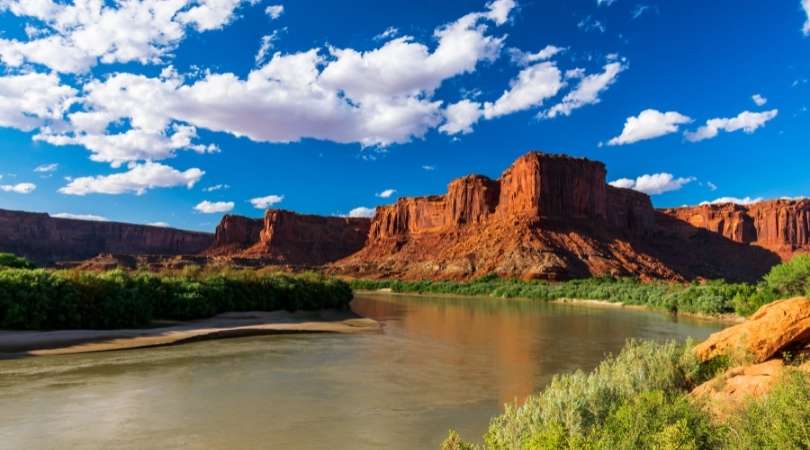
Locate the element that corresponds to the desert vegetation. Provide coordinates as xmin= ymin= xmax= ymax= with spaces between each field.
xmin=441 ymin=339 xmax=810 ymax=450
xmin=0 ymin=260 xmax=352 ymax=330
xmin=352 ymin=255 xmax=810 ymax=317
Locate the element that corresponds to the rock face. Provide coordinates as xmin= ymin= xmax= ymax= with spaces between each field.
xmin=0 ymin=209 xmax=213 ymax=264
xmin=662 ymin=199 xmax=810 ymax=260
xmin=694 ymin=297 xmax=810 ymax=363
xmin=334 ymin=152 xmax=782 ymax=281
xmin=208 ymin=209 xmax=371 ymax=266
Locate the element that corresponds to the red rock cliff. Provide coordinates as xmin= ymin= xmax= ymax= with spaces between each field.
xmin=207 ymin=209 xmax=370 ymax=266
xmin=661 ymin=199 xmax=810 ymax=259
xmin=0 ymin=209 xmax=213 ymax=263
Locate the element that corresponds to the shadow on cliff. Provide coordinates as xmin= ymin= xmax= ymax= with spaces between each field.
xmin=639 ymin=213 xmax=782 ymax=283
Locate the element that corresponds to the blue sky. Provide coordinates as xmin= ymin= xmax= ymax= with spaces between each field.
xmin=0 ymin=0 xmax=808 ymax=231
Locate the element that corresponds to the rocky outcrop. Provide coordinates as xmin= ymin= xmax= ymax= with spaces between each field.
xmin=334 ymin=152 xmax=782 ymax=281
xmin=208 ymin=215 xmax=264 ymax=256
xmin=661 ymin=199 xmax=810 ymax=260
xmin=694 ymin=297 xmax=810 ymax=364
xmin=0 ymin=209 xmax=213 ymax=264
xmin=207 ymin=209 xmax=370 ymax=266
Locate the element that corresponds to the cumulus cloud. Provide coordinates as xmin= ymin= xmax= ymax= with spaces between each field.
xmin=440 ymin=99 xmax=483 ymax=135
xmin=606 ymin=109 xmax=692 ymax=146
xmin=265 ymin=4 xmax=284 ymax=19
xmin=483 ymin=62 xmax=563 ymax=119
xmin=255 ymin=30 xmax=283 ymax=65
xmin=0 ymin=182 xmax=36 ymax=194
xmin=752 ymin=94 xmax=768 ymax=106
xmin=34 ymin=163 xmax=59 ymax=173
xmin=0 ymin=0 xmax=255 ymax=73
xmin=250 ymin=194 xmax=284 ymax=209
xmin=346 ymin=206 xmax=376 ymax=218
xmin=700 ymin=196 xmax=763 ymax=206
xmin=59 ymin=162 xmax=204 ymax=195
xmin=609 ymin=173 xmax=696 ymax=195
xmin=52 ymin=212 xmax=108 ymax=221
xmin=0 ymin=72 xmax=76 ymax=132
xmin=543 ymin=61 xmax=626 ymax=119
xmin=375 ymin=188 xmax=396 ymax=198
xmin=194 ymin=200 xmax=234 ymax=214
xmin=684 ymin=109 xmax=778 ymax=142
xmin=803 ymin=0 xmax=810 ymax=35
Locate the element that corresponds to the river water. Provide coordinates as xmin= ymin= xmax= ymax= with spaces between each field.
xmin=0 ymin=293 xmax=725 ymax=450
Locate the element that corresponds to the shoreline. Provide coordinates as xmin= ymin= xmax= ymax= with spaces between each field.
xmin=0 ymin=309 xmax=380 ymax=358
xmin=356 ymin=289 xmax=744 ymax=324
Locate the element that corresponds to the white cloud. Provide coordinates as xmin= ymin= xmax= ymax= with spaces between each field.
xmin=422 ymin=165 xmax=436 ymax=171
xmin=52 ymin=212 xmax=109 ymax=221
xmin=752 ymin=94 xmax=768 ymax=106
xmin=0 ymin=72 xmax=76 ymax=132
xmin=706 ymin=181 xmax=718 ymax=191
xmin=374 ymin=26 xmax=399 ymax=41
xmin=609 ymin=173 xmax=696 ymax=195
xmin=803 ymin=0 xmax=810 ymax=35
xmin=0 ymin=0 xmax=255 ymax=73
xmin=255 ymin=30 xmax=283 ymax=65
xmin=577 ymin=16 xmax=606 ymax=33
xmin=194 ymin=200 xmax=235 ymax=214
xmin=700 ymin=196 xmax=763 ymax=206
xmin=147 ymin=222 xmax=171 ymax=227
xmin=606 ymin=109 xmax=692 ymax=146
xmin=203 ymin=184 xmax=230 ymax=192
xmin=250 ymin=194 xmax=284 ymax=209
xmin=34 ymin=163 xmax=59 ymax=173
xmin=484 ymin=62 xmax=564 ymax=119
xmin=59 ymin=162 xmax=204 ymax=195
xmin=0 ymin=182 xmax=36 ymax=194
xmin=684 ymin=109 xmax=778 ymax=142
xmin=346 ymin=206 xmax=376 ymax=218
xmin=375 ymin=189 xmax=396 ymax=198
xmin=265 ymin=4 xmax=284 ymax=19
xmin=440 ymin=99 xmax=483 ymax=135
xmin=508 ymin=45 xmax=565 ymax=66
xmin=543 ymin=61 xmax=626 ymax=119
xmin=597 ymin=0 xmax=618 ymax=5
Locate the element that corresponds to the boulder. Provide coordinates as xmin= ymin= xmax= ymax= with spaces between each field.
xmin=694 ymin=297 xmax=810 ymax=363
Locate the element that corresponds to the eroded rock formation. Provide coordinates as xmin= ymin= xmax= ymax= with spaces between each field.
xmin=0 ymin=209 xmax=213 ymax=264
xmin=662 ymin=199 xmax=810 ymax=260
xmin=208 ymin=209 xmax=370 ymax=266
xmin=334 ymin=152 xmax=785 ymax=281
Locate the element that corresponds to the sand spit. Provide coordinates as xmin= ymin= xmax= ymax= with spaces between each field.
xmin=0 ymin=310 xmax=380 ymax=357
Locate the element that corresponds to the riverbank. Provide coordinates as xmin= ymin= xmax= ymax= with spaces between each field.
xmin=357 ymin=289 xmax=745 ymax=323
xmin=0 ymin=310 xmax=380 ymax=357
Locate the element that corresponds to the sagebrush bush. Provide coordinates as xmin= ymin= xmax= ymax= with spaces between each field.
xmin=0 ymin=268 xmax=353 ymax=330
xmin=0 ymin=253 xmax=35 ymax=269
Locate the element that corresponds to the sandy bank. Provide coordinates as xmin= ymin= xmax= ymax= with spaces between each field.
xmin=0 ymin=310 xmax=380 ymax=357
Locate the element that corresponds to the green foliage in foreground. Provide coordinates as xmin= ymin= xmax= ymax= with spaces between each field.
xmin=0 ymin=253 xmax=35 ymax=269
xmin=0 ymin=268 xmax=352 ymax=330
xmin=353 ymin=255 xmax=810 ymax=317
xmin=442 ymin=340 xmax=810 ymax=450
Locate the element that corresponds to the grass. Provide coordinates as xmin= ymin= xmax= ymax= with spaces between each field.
xmin=443 ymin=340 xmax=810 ymax=450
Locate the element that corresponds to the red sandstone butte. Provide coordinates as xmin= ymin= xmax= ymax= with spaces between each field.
xmin=332 ymin=152 xmax=788 ymax=281
xmin=208 ymin=209 xmax=370 ymax=266
xmin=0 ymin=209 xmax=212 ymax=263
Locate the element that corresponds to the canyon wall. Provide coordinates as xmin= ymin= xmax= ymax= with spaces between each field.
xmin=661 ymin=199 xmax=810 ymax=260
xmin=208 ymin=209 xmax=370 ymax=266
xmin=0 ymin=209 xmax=213 ymax=263
xmin=334 ymin=152 xmax=787 ymax=282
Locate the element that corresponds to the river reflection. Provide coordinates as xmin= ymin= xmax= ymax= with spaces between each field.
xmin=0 ymin=293 xmax=724 ymax=450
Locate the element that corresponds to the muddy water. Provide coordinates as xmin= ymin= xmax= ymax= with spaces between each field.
xmin=0 ymin=293 xmax=724 ymax=450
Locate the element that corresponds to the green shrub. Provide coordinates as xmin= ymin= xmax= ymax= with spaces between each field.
xmin=0 ymin=268 xmax=353 ymax=330
xmin=763 ymin=254 xmax=810 ymax=297
xmin=0 ymin=253 xmax=35 ymax=269
xmin=725 ymin=369 xmax=810 ymax=449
